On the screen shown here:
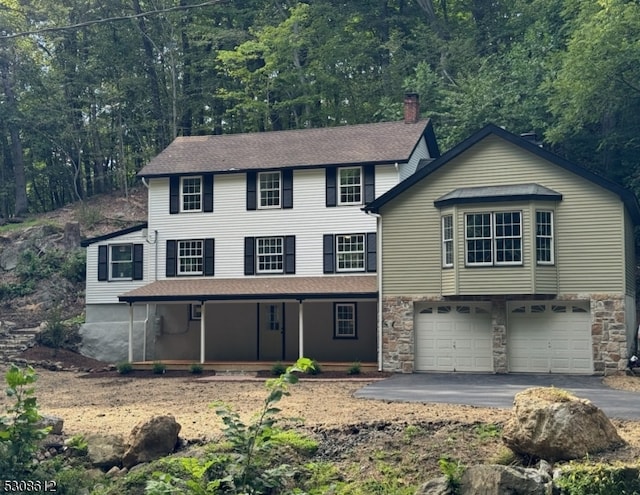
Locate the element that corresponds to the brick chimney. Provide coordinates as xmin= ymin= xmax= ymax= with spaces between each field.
xmin=404 ymin=92 xmax=420 ymax=124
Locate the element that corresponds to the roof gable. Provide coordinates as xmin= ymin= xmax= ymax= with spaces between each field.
xmin=80 ymin=223 xmax=148 ymax=247
xmin=139 ymin=119 xmax=438 ymax=177
xmin=364 ymin=124 xmax=640 ymax=223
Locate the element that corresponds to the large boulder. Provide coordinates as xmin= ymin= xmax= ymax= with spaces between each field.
xmin=502 ymin=387 xmax=624 ymax=461
xmin=122 ymin=415 xmax=181 ymax=468
xmin=86 ymin=433 xmax=126 ymax=470
xmin=458 ymin=464 xmax=551 ymax=495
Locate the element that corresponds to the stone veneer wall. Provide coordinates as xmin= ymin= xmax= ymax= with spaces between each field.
xmin=382 ymin=294 xmax=631 ymax=375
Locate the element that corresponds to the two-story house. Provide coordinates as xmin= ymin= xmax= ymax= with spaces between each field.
xmin=364 ymin=124 xmax=640 ymax=375
xmin=79 ymin=94 xmax=440 ymax=367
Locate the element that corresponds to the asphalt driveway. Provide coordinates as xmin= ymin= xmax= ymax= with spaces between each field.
xmin=354 ymin=373 xmax=640 ymax=420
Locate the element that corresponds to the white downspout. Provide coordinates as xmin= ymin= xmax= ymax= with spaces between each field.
xmin=366 ymin=211 xmax=383 ymax=371
xmin=200 ymin=302 xmax=206 ymax=364
xmin=143 ymin=304 xmax=149 ymax=361
xmin=298 ymin=300 xmax=304 ymax=359
xmin=128 ymin=303 xmax=134 ymax=363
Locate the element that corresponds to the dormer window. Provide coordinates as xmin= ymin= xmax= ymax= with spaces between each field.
xmin=181 ymin=176 xmax=202 ymax=212
xmin=338 ymin=167 xmax=362 ymax=205
xmin=258 ymin=171 xmax=281 ymax=208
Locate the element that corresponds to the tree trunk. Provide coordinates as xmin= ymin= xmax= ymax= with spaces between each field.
xmin=0 ymin=54 xmax=28 ymax=217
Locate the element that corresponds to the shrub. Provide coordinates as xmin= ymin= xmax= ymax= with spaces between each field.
xmin=152 ymin=361 xmax=166 ymax=374
xmin=66 ymin=434 xmax=88 ymax=455
xmin=306 ymin=360 xmax=322 ymax=375
xmin=189 ymin=363 xmax=203 ymax=374
xmin=270 ymin=361 xmax=287 ymax=376
xmin=347 ymin=362 xmax=362 ymax=375
xmin=37 ymin=306 xmax=72 ymax=355
xmin=117 ymin=362 xmax=133 ymax=374
xmin=0 ymin=365 xmax=50 ymax=478
xmin=61 ymin=250 xmax=86 ymax=284
xmin=555 ymin=462 xmax=640 ymax=494
xmin=438 ymin=456 xmax=465 ymax=492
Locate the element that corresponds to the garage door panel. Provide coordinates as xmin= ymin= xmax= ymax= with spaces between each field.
xmin=508 ymin=301 xmax=592 ymax=374
xmin=415 ymin=303 xmax=492 ymax=372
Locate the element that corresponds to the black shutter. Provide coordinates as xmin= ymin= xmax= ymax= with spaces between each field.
xmin=323 ymin=234 xmax=335 ymax=273
xmin=98 ymin=245 xmax=108 ymax=281
xmin=169 ymin=176 xmax=180 ymax=214
xmin=284 ymin=236 xmax=295 ymax=274
xmin=246 ymin=171 xmax=257 ymax=210
xmin=204 ymin=238 xmax=215 ymax=276
xmin=366 ymin=232 xmax=377 ymax=272
xmin=282 ymin=169 xmax=293 ymax=209
xmin=364 ymin=165 xmax=375 ymax=204
xmin=133 ymin=244 xmax=144 ymax=280
xmin=326 ymin=168 xmax=336 ymax=207
xmin=244 ymin=237 xmax=255 ymax=275
xmin=203 ymin=174 xmax=214 ymax=212
xmin=166 ymin=240 xmax=177 ymax=277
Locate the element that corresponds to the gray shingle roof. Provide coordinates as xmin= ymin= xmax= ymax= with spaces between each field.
xmin=434 ymin=184 xmax=562 ymax=207
xmin=138 ymin=120 xmax=432 ymax=177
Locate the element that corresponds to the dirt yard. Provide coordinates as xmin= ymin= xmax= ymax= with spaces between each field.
xmin=3 ymin=347 xmax=640 ymax=484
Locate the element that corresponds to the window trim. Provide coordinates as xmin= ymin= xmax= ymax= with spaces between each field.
xmin=177 ymin=239 xmax=204 ymax=276
xmin=334 ymin=302 xmax=357 ymax=339
xmin=190 ymin=303 xmax=202 ymax=320
xmin=337 ymin=166 xmax=363 ymax=206
xmin=109 ymin=244 xmax=133 ymax=281
xmin=336 ymin=234 xmax=366 ymax=272
xmin=257 ymin=171 xmax=282 ymax=209
xmin=256 ymin=236 xmax=284 ymax=274
xmin=535 ymin=210 xmax=555 ymax=265
xmin=442 ymin=215 xmax=454 ymax=268
xmin=180 ymin=176 xmax=203 ymax=213
xmin=465 ymin=211 xmax=523 ymax=267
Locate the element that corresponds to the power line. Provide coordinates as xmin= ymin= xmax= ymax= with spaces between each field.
xmin=0 ymin=0 xmax=223 ymax=40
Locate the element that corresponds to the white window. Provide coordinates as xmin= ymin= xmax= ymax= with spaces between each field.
xmin=465 ymin=211 xmax=522 ymax=266
xmin=178 ymin=240 xmax=203 ymax=275
xmin=181 ymin=176 xmax=202 ymax=212
xmin=257 ymin=237 xmax=283 ymax=273
xmin=335 ymin=303 xmax=356 ymax=338
xmin=258 ymin=171 xmax=281 ymax=208
xmin=442 ymin=215 xmax=453 ymax=267
xmin=110 ymin=244 xmax=133 ymax=280
xmin=336 ymin=234 xmax=365 ymax=272
xmin=338 ymin=167 xmax=362 ymax=205
xmin=536 ymin=211 xmax=554 ymax=265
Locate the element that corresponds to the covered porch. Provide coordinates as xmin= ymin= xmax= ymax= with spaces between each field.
xmin=119 ymin=275 xmax=379 ymax=369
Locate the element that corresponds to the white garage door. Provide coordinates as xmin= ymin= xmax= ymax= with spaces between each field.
xmin=508 ymin=301 xmax=592 ymax=374
xmin=414 ymin=303 xmax=493 ymax=372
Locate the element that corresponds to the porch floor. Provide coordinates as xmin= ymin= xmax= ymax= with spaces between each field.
xmin=131 ymin=360 xmax=378 ymax=373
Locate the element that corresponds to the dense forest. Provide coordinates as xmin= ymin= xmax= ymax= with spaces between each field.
xmin=0 ymin=0 xmax=639 ymax=218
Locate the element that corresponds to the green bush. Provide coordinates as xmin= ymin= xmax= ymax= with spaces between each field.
xmin=61 ymin=250 xmax=86 ymax=284
xmin=0 ymin=365 xmax=50 ymax=478
xmin=0 ymin=281 xmax=35 ymax=300
xmin=117 ymin=362 xmax=133 ymax=374
xmin=307 ymin=360 xmax=322 ymax=375
xmin=37 ymin=306 xmax=75 ymax=354
xmin=555 ymin=462 xmax=640 ymax=494
xmin=189 ymin=363 xmax=203 ymax=374
xmin=348 ymin=362 xmax=362 ymax=375
xmin=271 ymin=361 xmax=287 ymax=376
xmin=152 ymin=361 xmax=166 ymax=374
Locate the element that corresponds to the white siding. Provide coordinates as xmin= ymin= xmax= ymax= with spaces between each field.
xmin=147 ymin=166 xmax=400 ymax=279
xmin=85 ymin=229 xmax=149 ymax=304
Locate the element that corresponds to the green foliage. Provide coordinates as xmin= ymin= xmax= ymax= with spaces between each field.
xmin=269 ymin=429 xmax=319 ymax=455
xmin=117 ymin=362 xmax=133 ymax=375
xmin=438 ymin=456 xmax=465 ymax=492
xmin=402 ymin=424 xmax=422 ymax=443
xmin=347 ymin=362 xmax=361 ymax=375
xmin=60 ymin=250 xmax=86 ymax=284
xmin=67 ymin=434 xmax=88 ymax=456
xmin=0 ymin=365 xmax=50 ymax=479
xmin=152 ymin=362 xmax=167 ymax=374
xmin=37 ymin=306 xmax=77 ymax=353
xmin=189 ymin=363 xmax=204 ymax=375
xmin=270 ymin=362 xmax=287 ymax=376
xmin=554 ymin=462 xmax=640 ymax=494
xmin=14 ymin=248 xmax=85 ymax=286
xmin=75 ymin=205 xmax=103 ymax=229
xmin=0 ymin=281 xmax=35 ymax=300
xmin=306 ymin=360 xmax=321 ymax=375
xmin=473 ymin=423 xmax=501 ymax=441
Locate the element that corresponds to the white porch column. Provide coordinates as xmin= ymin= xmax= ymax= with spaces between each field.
xmin=200 ymin=302 xmax=206 ymax=364
xmin=128 ymin=304 xmax=134 ymax=363
xmin=298 ymin=300 xmax=304 ymax=359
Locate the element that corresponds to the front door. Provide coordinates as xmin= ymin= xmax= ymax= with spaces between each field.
xmin=259 ymin=303 xmax=285 ymax=361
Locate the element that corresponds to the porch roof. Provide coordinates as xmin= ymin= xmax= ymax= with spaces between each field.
xmin=118 ymin=275 xmax=378 ymax=303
